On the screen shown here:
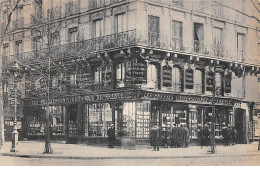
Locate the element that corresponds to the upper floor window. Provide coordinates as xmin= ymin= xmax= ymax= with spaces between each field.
xmin=15 ymin=40 xmax=23 ymax=55
xmin=94 ymin=66 xmax=102 ymax=83
xmin=147 ymin=64 xmax=158 ymax=88
xmin=148 ymin=15 xmax=160 ymax=47
xmin=116 ymin=62 xmax=125 ymax=83
xmin=194 ymin=69 xmax=203 ymax=93
xmin=237 ymin=33 xmax=246 ymax=61
xmin=172 ymin=20 xmax=183 ymax=50
xmin=68 ymin=27 xmax=78 ymax=43
xmin=33 ymin=36 xmax=43 ymax=52
xmin=213 ymin=27 xmax=223 ymax=56
xmin=215 ymin=73 xmax=223 ymax=95
xmin=115 ymin=13 xmax=126 ymax=33
xmin=172 ymin=67 xmax=181 ymax=92
xmin=194 ymin=23 xmax=204 ymax=52
xmin=51 ymin=32 xmax=60 ymax=46
xmin=2 ymin=44 xmax=9 ymax=63
xmin=34 ymin=0 xmax=42 ymax=14
xmin=92 ymin=19 xmax=103 ymax=38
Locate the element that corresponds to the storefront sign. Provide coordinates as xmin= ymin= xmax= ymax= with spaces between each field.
xmin=163 ymin=66 xmax=172 ymax=87
xmin=26 ymin=91 xmax=137 ymax=106
xmin=185 ymin=68 xmax=194 ymax=89
xmin=206 ymin=72 xmax=214 ymax=91
xmin=132 ymin=60 xmax=147 ymax=84
xmin=142 ymin=91 xmax=235 ymax=105
xmin=225 ymin=72 xmax=231 ymax=93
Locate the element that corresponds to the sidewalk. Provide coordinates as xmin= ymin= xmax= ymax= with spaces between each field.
xmin=1 ymin=141 xmax=259 ymax=160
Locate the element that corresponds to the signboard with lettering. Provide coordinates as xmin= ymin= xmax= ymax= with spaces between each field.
xmin=132 ymin=59 xmax=147 ymax=84
xmin=102 ymin=65 xmax=112 ymax=87
xmin=225 ymin=72 xmax=231 ymax=93
xmin=163 ymin=66 xmax=172 ymax=87
xmin=185 ymin=68 xmax=194 ymax=89
xmin=206 ymin=72 xmax=214 ymax=91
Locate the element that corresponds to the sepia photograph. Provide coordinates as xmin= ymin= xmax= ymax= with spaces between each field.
xmin=0 ymin=0 xmax=260 ymax=166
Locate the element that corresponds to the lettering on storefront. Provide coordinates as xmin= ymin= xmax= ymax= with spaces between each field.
xmin=26 ymin=91 xmax=136 ymax=106
xmin=163 ymin=66 xmax=172 ymax=87
xmin=143 ymin=92 xmax=235 ymax=105
xmin=132 ymin=61 xmax=147 ymax=84
xmin=185 ymin=68 xmax=194 ymax=89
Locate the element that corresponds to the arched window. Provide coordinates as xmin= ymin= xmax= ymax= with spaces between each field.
xmin=194 ymin=69 xmax=203 ymax=93
xmin=147 ymin=64 xmax=158 ymax=88
xmin=172 ymin=67 xmax=181 ymax=92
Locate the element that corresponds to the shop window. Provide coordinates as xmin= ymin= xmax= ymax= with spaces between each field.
xmin=224 ymin=72 xmax=231 ymax=93
xmin=136 ymin=102 xmax=150 ymax=138
xmin=172 ymin=67 xmax=181 ymax=92
xmin=147 ymin=64 xmax=158 ymax=88
xmin=194 ymin=23 xmax=204 ymax=53
xmin=194 ymin=69 xmax=203 ymax=93
xmin=88 ymin=103 xmax=112 ymax=137
xmin=116 ymin=102 xmax=136 ymax=137
xmin=116 ymin=62 xmax=125 ymax=87
xmin=102 ymin=65 xmax=112 ymax=87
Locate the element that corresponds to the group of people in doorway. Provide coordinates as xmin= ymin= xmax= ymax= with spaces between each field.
xmin=221 ymin=124 xmax=237 ymax=146
xmin=150 ymin=124 xmax=190 ymax=151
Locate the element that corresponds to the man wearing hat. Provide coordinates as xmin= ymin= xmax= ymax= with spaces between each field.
xmin=107 ymin=124 xmax=115 ymax=148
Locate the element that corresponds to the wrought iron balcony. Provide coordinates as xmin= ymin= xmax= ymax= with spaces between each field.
xmin=65 ymin=1 xmax=80 ymax=16
xmin=31 ymin=11 xmax=44 ymax=25
xmin=2 ymin=29 xmax=255 ymax=68
xmin=12 ymin=17 xmax=24 ymax=30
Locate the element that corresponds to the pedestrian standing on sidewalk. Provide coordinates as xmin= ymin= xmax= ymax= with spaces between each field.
xmin=226 ymin=125 xmax=232 ymax=146
xmin=203 ymin=124 xmax=210 ymax=147
xmin=162 ymin=128 xmax=169 ymax=148
xmin=150 ymin=125 xmax=160 ymax=151
xmin=171 ymin=124 xmax=178 ymax=148
xmin=197 ymin=127 xmax=203 ymax=148
xmin=183 ymin=124 xmax=190 ymax=148
xmin=222 ymin=124 xmax=228 ymax=146
xmin=107 ymin=124 xmax=115 ymax=148
xmin=231 ymin=126 xmax=237 ymax=145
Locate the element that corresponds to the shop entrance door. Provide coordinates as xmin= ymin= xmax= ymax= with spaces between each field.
xmin=66 ymin=104 xmax=78 ymax=143
xmin=235 ymin=108 xmax=247 ymax=144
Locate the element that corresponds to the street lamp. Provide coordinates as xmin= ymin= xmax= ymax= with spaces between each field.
xmin=10 ymin=72 xmax=19 ymax=152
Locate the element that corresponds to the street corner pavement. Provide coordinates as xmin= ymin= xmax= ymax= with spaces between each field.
xmin=1 ymin=141 xmax=260 ymax=160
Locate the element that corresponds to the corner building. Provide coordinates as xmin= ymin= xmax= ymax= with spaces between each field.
xmin=1 ymin=0 xmax=260 ymax=145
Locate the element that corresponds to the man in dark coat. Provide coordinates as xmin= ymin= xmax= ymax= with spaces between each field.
xmin=107 ymin=124 xmax=115 ymax=148
xmin=203 ymin=124 xmax=210 ymax=146
xmin=150 ymin=125 xmax=160 ymax=151
xmin=177 ymin=124 xmax=184 ymax=147
xmin=197 ymin=127 xmax=203 ymax=148
xmin=183 ymin=124 xmax=190 ymax=148
xmin=231 ymin=126 xmax=237 ymax=145
xmin=171 ymin=124 xmax=178 ymax=148
xmin=226 ymin=125 xmax=232 ymax=146
xmin=161 ymin=128 xmax=169 ymax=148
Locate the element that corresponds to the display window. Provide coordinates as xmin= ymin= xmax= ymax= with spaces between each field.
xmin=136 ymin=102 xmax=150 ymax=138
xmin=87 ymin=103 xmax=112 ymax=137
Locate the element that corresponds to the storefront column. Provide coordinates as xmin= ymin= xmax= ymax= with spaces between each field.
xmin=188 ymin=104 xmax=198 ymax=139
xmin=228 ymin=108 xmax=235 ymax=127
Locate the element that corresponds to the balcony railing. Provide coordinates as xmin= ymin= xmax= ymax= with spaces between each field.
xmin=31 ymin=11 xmax=44 ymax=25
xmin=12 ymin=17 xmax=24 ymax=30
xmin=2 ymin=29 xmax=255 ymax=68
xmin=65 ymin=1 xmax=80 ymax=16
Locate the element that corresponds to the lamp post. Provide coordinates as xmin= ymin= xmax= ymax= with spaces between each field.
xmin=10 ymin=74 xmax=19 ymax=152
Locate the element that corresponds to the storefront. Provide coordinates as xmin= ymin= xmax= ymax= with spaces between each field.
xmin=22 ymin=89 xmax=239 ymax=145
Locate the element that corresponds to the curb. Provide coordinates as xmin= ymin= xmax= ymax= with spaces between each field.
xmin=1 ymin=152 xmax=259 ymax=160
